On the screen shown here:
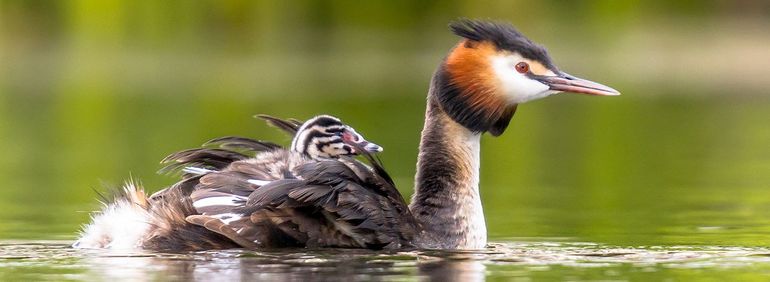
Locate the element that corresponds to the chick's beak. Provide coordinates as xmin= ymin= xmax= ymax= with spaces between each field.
xmin=362 ymin=142 xmax=383 ymax=153
xmin=536 ymin=72 xmax=620 ymax=96
xmin=345 ymin=139 xmax=383 ymax=154
xmin=342 ymin=131 xmax=384 ymax=153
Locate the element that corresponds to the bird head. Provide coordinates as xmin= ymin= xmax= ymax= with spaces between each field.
xmin=435 ymin=19 xmax=620 ymax=136
xmin=291 ymin=115 xmax=383 ymax=160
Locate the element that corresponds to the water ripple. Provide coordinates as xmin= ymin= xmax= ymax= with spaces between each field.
xmin=2 ymin=240 xmax=770 ymax=280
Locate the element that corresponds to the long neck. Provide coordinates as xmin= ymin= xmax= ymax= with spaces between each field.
xmin=410 ymin=93 xmax=487 ymax=249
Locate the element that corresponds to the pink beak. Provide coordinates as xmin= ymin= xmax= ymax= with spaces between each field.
xmin=538 ymin=72 xmax=620 ymax=96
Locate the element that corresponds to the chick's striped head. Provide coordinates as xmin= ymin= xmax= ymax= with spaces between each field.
xmin=290 ymin=115 xmax=382 ymax=160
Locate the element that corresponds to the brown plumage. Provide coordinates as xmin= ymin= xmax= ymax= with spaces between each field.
xmin=187 ymin=153 xmax=417 ymax=249
xmin=255 ymin=114 xmax=303 ymax=135
xmin=76 ymin=115 xmax=399 ymax=250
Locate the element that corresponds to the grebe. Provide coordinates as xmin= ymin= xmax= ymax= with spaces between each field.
xmin=75 ymin=19 xmax=619 ymax=250
xmin=159 ymin=114 xmax=382 ymax=177
xmin=74 ymin=115 xmax=382 ymax=249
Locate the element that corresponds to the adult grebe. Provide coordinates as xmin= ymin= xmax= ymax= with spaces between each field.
xmin=75 ymin=19 xmax=619 ymax=250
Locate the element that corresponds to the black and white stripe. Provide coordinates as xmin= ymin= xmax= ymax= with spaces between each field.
xmin=290 ymin=115 xmax=353 ymax=160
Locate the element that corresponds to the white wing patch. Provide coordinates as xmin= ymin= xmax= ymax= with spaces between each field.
xmin=247 ymin=179 xmax=271 ymax=186
xmin=192 ymin=195 xmax=247 ymax=209
xmin=182 ymin=167 xmax=216 ymax=175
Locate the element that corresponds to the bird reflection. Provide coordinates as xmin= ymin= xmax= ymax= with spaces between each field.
xmin=78 ymin=249 xmax=487 ymax=281
xmin=418 ymin=255 xmax=486 ymax=282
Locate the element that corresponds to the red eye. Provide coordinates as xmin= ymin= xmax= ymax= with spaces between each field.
xmin=515 ymin=62 xmax=529 ymax=74
xmin=342 ymin=131 xmax=356 ymax=142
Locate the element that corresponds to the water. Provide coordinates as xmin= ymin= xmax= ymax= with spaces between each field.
xmin=1 ymin=94 xmax=770 ymax=280
xmin=3 ymin=2 xmax=770 ymax=279
xmin=4 ymin=240 xmax=770 ymax=281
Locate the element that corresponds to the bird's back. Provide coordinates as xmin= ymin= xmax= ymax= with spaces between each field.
xmin=188 ymin=150 xmax=420 ymax=249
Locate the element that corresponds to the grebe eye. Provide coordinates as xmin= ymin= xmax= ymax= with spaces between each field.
xmin=515 ymin=62 xmax=529 ymax=74
xmin=341 ymin=131 xmax=355 ymax=142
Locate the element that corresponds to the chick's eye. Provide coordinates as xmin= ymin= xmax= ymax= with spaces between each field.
xmin=515 ymin=62 xmax=529 ymax=74
xmin=341 ymin=131 xmax=354 ymax=142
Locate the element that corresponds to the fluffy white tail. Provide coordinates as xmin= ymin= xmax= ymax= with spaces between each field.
xmin=73 ymin=181 xmax=151 ymax=249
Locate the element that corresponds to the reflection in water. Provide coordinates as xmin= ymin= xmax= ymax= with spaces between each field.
xmin=82 ymin=251 xmax=240 ymax=281
xmin=418 ymin=254 xmax=486 ymax=282
xmin=81 ymin=248 xmax=418 ymax=281
xmin=5 ymin=241 xmax=770 ymax=281
xmin=81 ymin=248 xmax=489 ymax=281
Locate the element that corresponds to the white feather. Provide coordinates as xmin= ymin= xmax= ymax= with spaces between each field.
xmin=73 ymin=182 xmax=151 ymax=249
xmin=192 ymin=196 xmax=246 ymax=209
xmin=459 ymin=129 xmax=487 ymax=249
xmin=183 ymin=167 xmax=216 ymax=175
xmin=247 ymin=179 xmax=271 ymax=186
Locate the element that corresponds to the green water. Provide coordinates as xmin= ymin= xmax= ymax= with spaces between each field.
xmin=1 ymin=93 xmax=770 ymax=280
xmin=5 ymin=241 xmax=770 ymax=281
xmin=3 ymin=93 xmax=770 ymax=245
xmin=3 ymin=0 xmax=770 ymax=280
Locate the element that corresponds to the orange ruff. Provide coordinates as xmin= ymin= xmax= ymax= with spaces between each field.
xmin=444 ymin=40 xmax=509 ymax=119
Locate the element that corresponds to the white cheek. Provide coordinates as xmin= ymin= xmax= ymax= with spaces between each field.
xmin=306 ymin=146 xmax=322 ymax=158
xmin=490 ymin=56 xmax=556 ymax=104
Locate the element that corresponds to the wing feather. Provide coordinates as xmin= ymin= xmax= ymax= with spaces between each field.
xmin=256 ymin=114 xmax=303 ymax=136
xmin=203 ymin=136 xmax=282 ymax=153
xmin=185 ymin=215 xmax=259 ymax=249
xmin=159 ymin=148 xmax=249 ymax=176
xmin=176 ymin=129 xmax=419 ymax=250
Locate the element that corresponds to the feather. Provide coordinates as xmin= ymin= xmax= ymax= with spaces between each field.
xmin=255 ymin=114 xmax=303 ymax=136
xmin=89 ymin=112 xmax=420 ymax=250
xmin=185 ymin=215 xmax=258 ymax=249
xmin=203 ymin=136 xmax=282 ymax=153
xmin=159 ymin=148 xmax=249 ymax=175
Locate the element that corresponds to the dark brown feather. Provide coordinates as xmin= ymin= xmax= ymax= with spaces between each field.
xmin=256 ymin=114 xmax=303 ymax=135
xmin=185 ymin=154 xmax=419 ymax=249
xmin=159 ymin=148 xmax=249 ymax=175
xmin=140 ymin=113 xmax=416 ymax=250
xmin=140 ymin=183 xmax=241 ymax=251
xmin=203 ymin=136 xmax=282 ymax=153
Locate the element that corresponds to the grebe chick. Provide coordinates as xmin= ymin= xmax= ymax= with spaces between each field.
xmin=74 ymin=115 xmax=381 ymax=249
xmin=159 ymin=114 xmax=382 ymax=176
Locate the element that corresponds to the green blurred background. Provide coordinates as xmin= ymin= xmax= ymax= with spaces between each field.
xmin=1 ymin=0 xmax=770 ymax=246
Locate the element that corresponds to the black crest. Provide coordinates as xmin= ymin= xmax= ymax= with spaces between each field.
xmin=449 ymin=19 xmax=556 ymax=70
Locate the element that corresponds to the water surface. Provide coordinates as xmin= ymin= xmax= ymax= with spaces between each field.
xmin=3 ymin=3 xmax=770 ymax=279
xmin=4 ymin=240 xmax=770 ymax=281
xmin=1 ymin=94 xmax=770 ymax=280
